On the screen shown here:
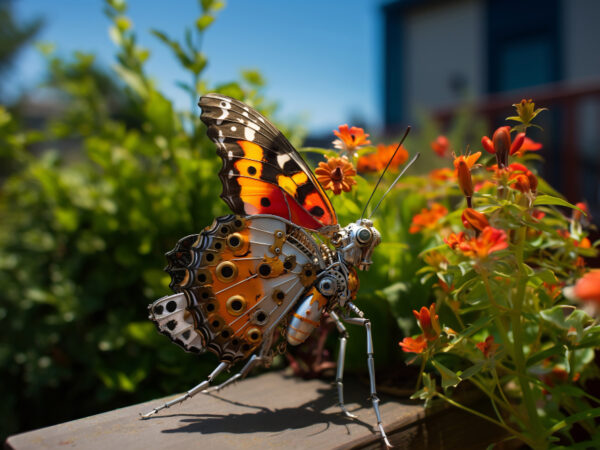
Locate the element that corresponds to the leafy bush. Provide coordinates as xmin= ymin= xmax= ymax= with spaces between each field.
xmin=0 ymin=0 xmax=306 ymax=438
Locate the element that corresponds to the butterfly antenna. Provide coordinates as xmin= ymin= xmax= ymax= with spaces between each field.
xmin=360 ymin=126 xmax=411 ymax=220
xmin=368 ymin=152 xmax=420 ymax=220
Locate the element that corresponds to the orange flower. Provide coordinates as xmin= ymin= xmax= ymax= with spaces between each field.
xmin=510 ymin=173 xmax=532 ymax=193
xmin=423 ymin=250 xmax=448 ymax=268
xmin=333 ymin=124 xmax=371 ymax=153
xmin=357 ymin=142 xmax=408 ymax=173
xmin=409 ymin=203 xmax=448 ymax=234
xmin=315 ymin=156 xmax=357 ymax=195
xmin=572 ymin=270 xmax=600 ymax=304
xmin=444 ymin=231 xmax=467 ymax=250
xmin=543 ymin=282 xmax=563 ymax=300
xmin=557 ymin=229 xmax=591 ymax=248
xmin=448 ymin=226 xmax=508 ymax=259
xmin=461 ymin=208 xmax=490 ymax=232
xmin=413 ymin=304 xmax=441 ymax=341
xmin=431 ymin=135 xmax=450 ymax=157
xmin=532 ymin=210 xmax=546 ymax=221
xmin=429 ymin=168 xmax=454 ymax=182
xmin=436 ymin=280 xmax=454 ymax=293
xmin=476 ymin=336 xmax=500 ymax=358
xmin=542 ymin=367 xmax=580 ymax=391
xmin=453 ymin=152 xmax=481 ymax=171
xmin=493 ymin=162 xmax=538 ymax=194
xmin=572 ymin=201 xmax=590 ymax=223
xmin=511 ymin=137 xmax=543 ymax=157
xmin=399 ymin=335 xmax=428 ymax=353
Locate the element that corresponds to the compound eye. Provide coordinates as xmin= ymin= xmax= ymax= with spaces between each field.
xmin=356 ymin=227 xmax=372 ymax=245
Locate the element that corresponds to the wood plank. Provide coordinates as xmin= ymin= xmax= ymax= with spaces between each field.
xmin=5 ymin=371 xmax=507 ymax=449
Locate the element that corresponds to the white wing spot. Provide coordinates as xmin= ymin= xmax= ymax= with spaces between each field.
xmin=216 ymin=102 xmax=230 ymax=125
xmin=228 ymin=169 xmax=234 ymax=179
xmin=277 ymin=154 xmax=291 ymax=168
xmin=231 ymin=126 xmax=237 ymax=132
xmin=247 ymin=121 xmax=260 ymax=131
xmin=228 ymin=150 xmax=233 ymax=160
xmin=244 ymin=127 xmax=256 ymax=141
xmin=258 ymin=117 xmax=265 ymax=123
xmin=243 ymin=111 xmax=249 ymax=117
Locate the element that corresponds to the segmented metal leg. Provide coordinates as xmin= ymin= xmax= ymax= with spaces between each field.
xmin=343 ymin=302 xmax=392 ymax=448
xmin=140 ymin=361 xmax=229 ymax=418
xmin=202 ymin=354 xmax=261 ymax=394
xmin=330 ymin=311 xmax=356 ymax=418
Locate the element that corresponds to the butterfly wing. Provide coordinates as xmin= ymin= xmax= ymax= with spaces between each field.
xmin=199 ymin=94 xmax=337 ymax=234
xmin=148 ymin=214 xmax=325 ymax=363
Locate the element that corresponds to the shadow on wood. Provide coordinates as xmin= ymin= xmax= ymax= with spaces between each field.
xmin=5 ymin=370 xmax=509 ymax=449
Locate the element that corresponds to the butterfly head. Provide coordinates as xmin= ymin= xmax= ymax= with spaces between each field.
xmin=332 ymin=219 xmax=381 ymax=271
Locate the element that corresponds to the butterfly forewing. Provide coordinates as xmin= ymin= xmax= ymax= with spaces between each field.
xmin=149 ymin=214 xmax=325 ymax=363
xmin=199 ymin=94 xmax=337 ymax=232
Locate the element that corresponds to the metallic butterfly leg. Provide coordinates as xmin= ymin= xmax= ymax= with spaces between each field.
xmin=140 ymin=361 xmax=229 ymax=418
xmin=343 ymin=302 xmax=392 ymax=448
xmin=202 ymin=354 xmax=262 ymax=393
xmin=329 ymin=310 xmax=357 ymax=418
xmin=202 ymin=332 xmax=273 ymax=393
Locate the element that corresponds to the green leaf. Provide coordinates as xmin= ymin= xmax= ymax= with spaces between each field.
xmin=432 ymin=359 xmax=461 ymax=389
xmin=540 ymin=306 xmax=591 ymax=342
xmin=196 ymin=15 xmax=214 ymax=31
xmin=534 ymin=194 xmax=583 ymax=212
xmin=112 ymin=63 xmax=148 ymax=97
xmin=241 ymin=69 xmax=265 ymax=87
xmin=459 ymin=361 xmax=484 ymax=380
xmin=534 ymin=269 xmax=558 ymax=284
xmin=526 ymin=344 xmax=564 ymax=367
xmin=201 ymin=0 xmax=215 ymax=10
xmin=548 ymin=407 xmax=600 ymax=434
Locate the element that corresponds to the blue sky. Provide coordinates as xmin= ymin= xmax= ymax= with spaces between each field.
xmin=11 ymin=0 xmax=387 ymax=134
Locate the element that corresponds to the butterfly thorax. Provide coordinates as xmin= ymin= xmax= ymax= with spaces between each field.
xmin=331 ymin=219 xmax=381 ymax=272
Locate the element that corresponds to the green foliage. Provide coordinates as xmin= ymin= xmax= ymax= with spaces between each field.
xmin=0 ymin=0 xmax=304 ymax=438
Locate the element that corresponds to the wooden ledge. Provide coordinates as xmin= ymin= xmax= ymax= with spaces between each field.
xmin=5 ymin=371 xmax=506 ymax=449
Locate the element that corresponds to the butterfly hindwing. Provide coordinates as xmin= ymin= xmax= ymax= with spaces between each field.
xmin=199 ymin=94 xmax=337 ymax=233
xmin=149 ymin=214 xmax=325 ymax=363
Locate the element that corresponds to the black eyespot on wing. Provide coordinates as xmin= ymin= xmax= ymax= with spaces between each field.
xmin=309 ymin=206 xmax=325 ymax=217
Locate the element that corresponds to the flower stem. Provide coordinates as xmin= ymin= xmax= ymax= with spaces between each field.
xmin=512 ymin=226 xmax=545 ymax=448
xmin=436 ymin=392 xmax=535 ymax=447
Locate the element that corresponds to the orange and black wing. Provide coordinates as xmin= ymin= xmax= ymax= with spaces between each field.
xmin=199 ymin=93 xmax=337 ymax=233
xmin=148 ymin=214 xmax=324 ymax=363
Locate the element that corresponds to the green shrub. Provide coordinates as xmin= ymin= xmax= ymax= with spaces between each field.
xmin=0 ymin=0 xmax=309 ymax=437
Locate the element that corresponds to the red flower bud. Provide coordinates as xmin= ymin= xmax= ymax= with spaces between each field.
xmin=462 ymin=208 xmax=490 ymax=232
xmin=510 ymin=132 xmax=526 ymax=155
xmin=481 ymin=136 xmax=495 ymax=154
xmin=456 ymin=160 xmax=473 ymax=198
xmin=492 ymin=126 xmax=511 ymax=168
